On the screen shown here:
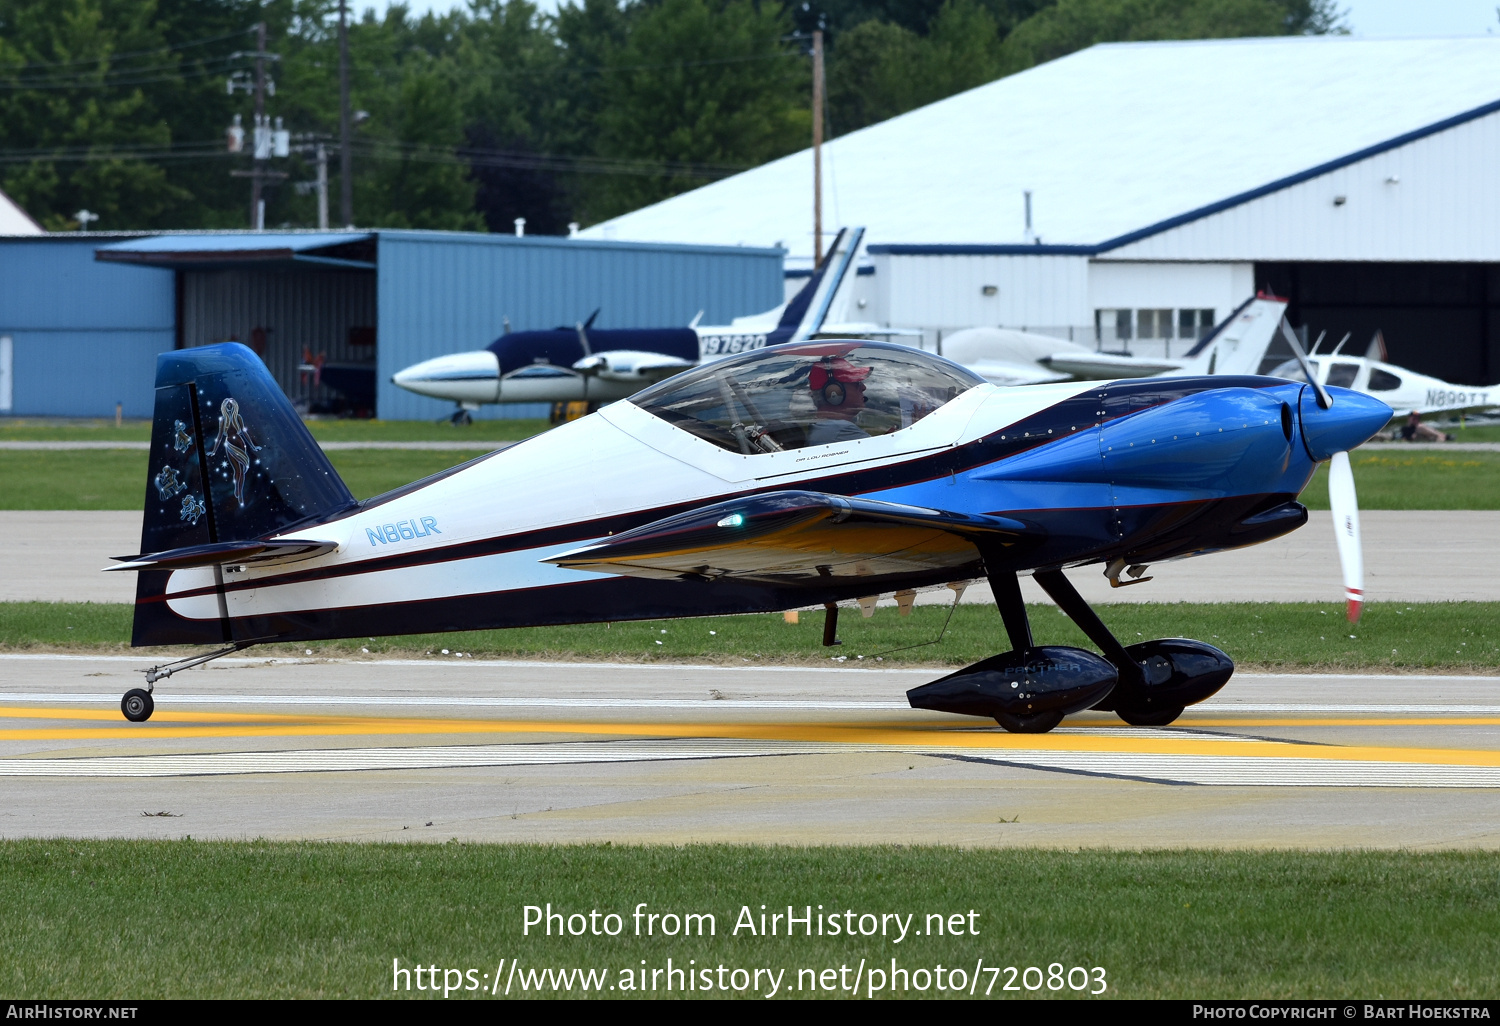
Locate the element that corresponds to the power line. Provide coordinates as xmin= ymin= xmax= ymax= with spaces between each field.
xmin=0 ymin=135 xmax=750 ymax=180
xmin=0 ymin=55 xmax=252 ymax=91
xmin=1 ymin=27 xmax=254 ymax=71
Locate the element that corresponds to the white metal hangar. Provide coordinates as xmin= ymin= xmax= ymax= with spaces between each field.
xmin=584 ymin=35 xmax=1500 ymax=386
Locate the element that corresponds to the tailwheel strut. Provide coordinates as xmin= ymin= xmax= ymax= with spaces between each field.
xmin=121 ymin=641 xmax=258 ymax=723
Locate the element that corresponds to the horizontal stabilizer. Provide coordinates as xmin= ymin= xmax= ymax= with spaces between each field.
xmin=544 ymin=490 xmax=1037 ymax=584
xmin=106 ymin=538 xmax=338 ymax=572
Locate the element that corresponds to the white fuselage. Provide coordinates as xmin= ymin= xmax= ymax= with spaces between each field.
xmin=1274 ymin=354 xmax=1494 ymax=416
xmin=158 ymin=381 xmax=1088 ymax=626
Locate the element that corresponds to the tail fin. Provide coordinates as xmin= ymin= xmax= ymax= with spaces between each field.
xmin=1175 ymin=294 xmax=1289 ymax=377
xmin=778 ymin=227 xmax=863 ymax=342
xmin=131 ymin=343 xmax=356 ymax=645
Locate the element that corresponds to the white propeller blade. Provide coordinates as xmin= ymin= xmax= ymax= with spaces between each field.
xmin=1327 ymin=450 xmax=1364 ymax=622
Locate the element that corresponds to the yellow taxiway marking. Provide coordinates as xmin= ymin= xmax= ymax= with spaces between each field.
xmin=5 ymin=705 xmax=1500 ymax=731
xmin=2 ymin=705 xmax=1500 ymax=768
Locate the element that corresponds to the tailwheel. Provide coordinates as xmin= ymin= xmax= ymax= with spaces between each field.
xmin=121 ymin=688 xmax=154 ymax=723
xmin=1116 ymin=704 xmax=1184 ymax=727
xmin=994 ymin=709 xmax=1064 ymax=734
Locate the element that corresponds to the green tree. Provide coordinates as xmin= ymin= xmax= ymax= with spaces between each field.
xmin=829 ymin=0 xmax=1005 ymax=135
xmin=275 ymin=1 xmax=482 ymax=230
xmin=0 ymin=0 xmax=193 ymax=229
xmin=998 ymin=0 xmax=1303 ymax=72
xmin=579 ymin=0 xmax=808 ymax=223
xmin=357 ymin=57 xmax=483 ymax=230
xmin=456 ymin=0 xmax=572 ymax=233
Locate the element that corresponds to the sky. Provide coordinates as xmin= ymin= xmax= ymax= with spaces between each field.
xmin=351 ymin=0 xmax=1500 ymax=36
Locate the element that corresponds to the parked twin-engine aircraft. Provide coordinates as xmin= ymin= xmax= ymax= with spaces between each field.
xmin=390 ymin=227 xmax=900 ymax=420
xmin=1267 ymin=328 xmax=1496 ymax=416
xmin=948 ymin=296 xmax=1495 ymax=418
xmin=942 ymin=294 xmax=1289 ymax=387
xmin=108 ymin=333 xmax=1390 ymax=731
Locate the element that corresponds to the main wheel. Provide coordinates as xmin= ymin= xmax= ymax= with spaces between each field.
xmin=450 ymin=409 xmax=473 ymax=426
xmin=1116 ymin=704 xmax=1184 ymax=727
xmin=121 ymin=689 xmax=154 ymax=723
xmin=994 ymin=709 xmax=1064 ymax=734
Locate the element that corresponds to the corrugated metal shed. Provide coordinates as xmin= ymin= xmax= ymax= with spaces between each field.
xmin=2 ymin=230 xmax=781 ymax=420
xmin=375 ymin=231 xmax=782 ymax=420
xmin=0 ymin=237 xmax=172 ymax=417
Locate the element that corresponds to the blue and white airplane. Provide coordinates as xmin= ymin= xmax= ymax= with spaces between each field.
xmin=389 ymin=228 xmax=895 ymax=420
xmin=108 ymin=332 xmax=1389 ymax=733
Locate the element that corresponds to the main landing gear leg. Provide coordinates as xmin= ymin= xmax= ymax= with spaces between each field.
xmin=1033 ymin=569 xmax=1233 ymax=727
xmin=1031 ymin=569 xmax=1139 ymax=684
xmin=986 ymin=571 xmax=1063 ymax=734
xmin=121 ymin=642 xmax=254 ymax=722
xmin=906 ymin=560 xmax=1117 ymax=733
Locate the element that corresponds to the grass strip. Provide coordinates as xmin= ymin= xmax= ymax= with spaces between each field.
xmin=1300 ymin=450 xmax=1500 ymax=510
xmin=5 ymin=447 xmax=1499 ymax=510
xmin=0 ymin=417 xmax=550 ymax=443
xmin=3 ymin=600 xmax=1495 ymax=673
xmin=0 ymin=449 xmax=484 ymax=508
xmin=0 ymin=841 xmax=1496 ymax=999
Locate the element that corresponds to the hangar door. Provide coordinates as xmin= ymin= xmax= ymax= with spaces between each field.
xmin=1256 ymin=263 xmax=1500 ymax=387
xmin=179 ymin=268 xmax=376 ymax=415
xmin=95 ymin=232 xmax=379 ymax=416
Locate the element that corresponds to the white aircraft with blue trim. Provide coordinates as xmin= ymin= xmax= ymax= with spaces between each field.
xmin=107 ymin=331 xmax=1389 ymax=736
xmin=942 ymin=294 xmax=1290 ymax=386
xmin=389 ymin=227 xmax=902 ymax=418
xmin=1267 ymin=329 xmax=1497 ymax=417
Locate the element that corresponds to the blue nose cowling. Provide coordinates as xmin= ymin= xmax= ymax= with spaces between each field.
xmin=1298 ymin=386 xmax=1393 ymax=462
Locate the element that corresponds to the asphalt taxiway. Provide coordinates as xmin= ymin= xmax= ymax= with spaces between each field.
xmin=2 ymin=654 xmax=1498 ymax=847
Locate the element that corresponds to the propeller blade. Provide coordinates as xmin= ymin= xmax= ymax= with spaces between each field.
xmin=1279 ymin=318 xmax=1333 ymax=409
xmin=1327 ymin=450 xmax=1364 ymax=622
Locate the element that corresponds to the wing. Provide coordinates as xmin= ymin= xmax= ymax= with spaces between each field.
xmin=815 ymin=322 xmax=926 ymax=339
xmin=964 ymin=359 xmax=1073 ymax=386
xmin=543 ymin=490 xmax=1039 ymax=584
xmin=1041 ymin=350 xmax=1184 ymax=379
xmin=573 ymin=350 xmax=696 ymax=382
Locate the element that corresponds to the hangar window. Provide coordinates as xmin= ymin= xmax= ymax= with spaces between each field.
xmin=633 ymin=341 xmax=982 ymax=454
xmin=1137 ymin=309 xmax=1173 ymax=339
xmin=1368 ymin=368 xmax=1402 ymax=391
xmin=1095 ymin=308 xmax=1217 ymax=349
xmin=1179 ymin=309 xmax=1216 ymax=340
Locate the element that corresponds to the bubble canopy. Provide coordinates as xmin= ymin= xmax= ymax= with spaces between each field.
xmin=631 ymin=340 xmax=985 ymax=454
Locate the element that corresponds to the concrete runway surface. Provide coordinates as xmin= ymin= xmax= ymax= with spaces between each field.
xmin=2 ymin=654 xmax=1499 ymax=848
xmin=5 ymin=509 xmax=1500 ymax=605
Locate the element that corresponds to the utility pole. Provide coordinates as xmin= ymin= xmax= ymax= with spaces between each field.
xmin=229 ymin=22 xmax=285 ymax=228
xmin=339 ymin=0 xmax=353 ymax=227
xmin=251 ymin=20 xmax=267 ymax=229
xmin=811 ymin=27 xmax=824 ymax=265
xmin=316 ymin=143 xmax=329 ymax=230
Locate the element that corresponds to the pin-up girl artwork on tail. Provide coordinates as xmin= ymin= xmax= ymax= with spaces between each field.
xmin=206 ymin=397 xmax=261 ymax=505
